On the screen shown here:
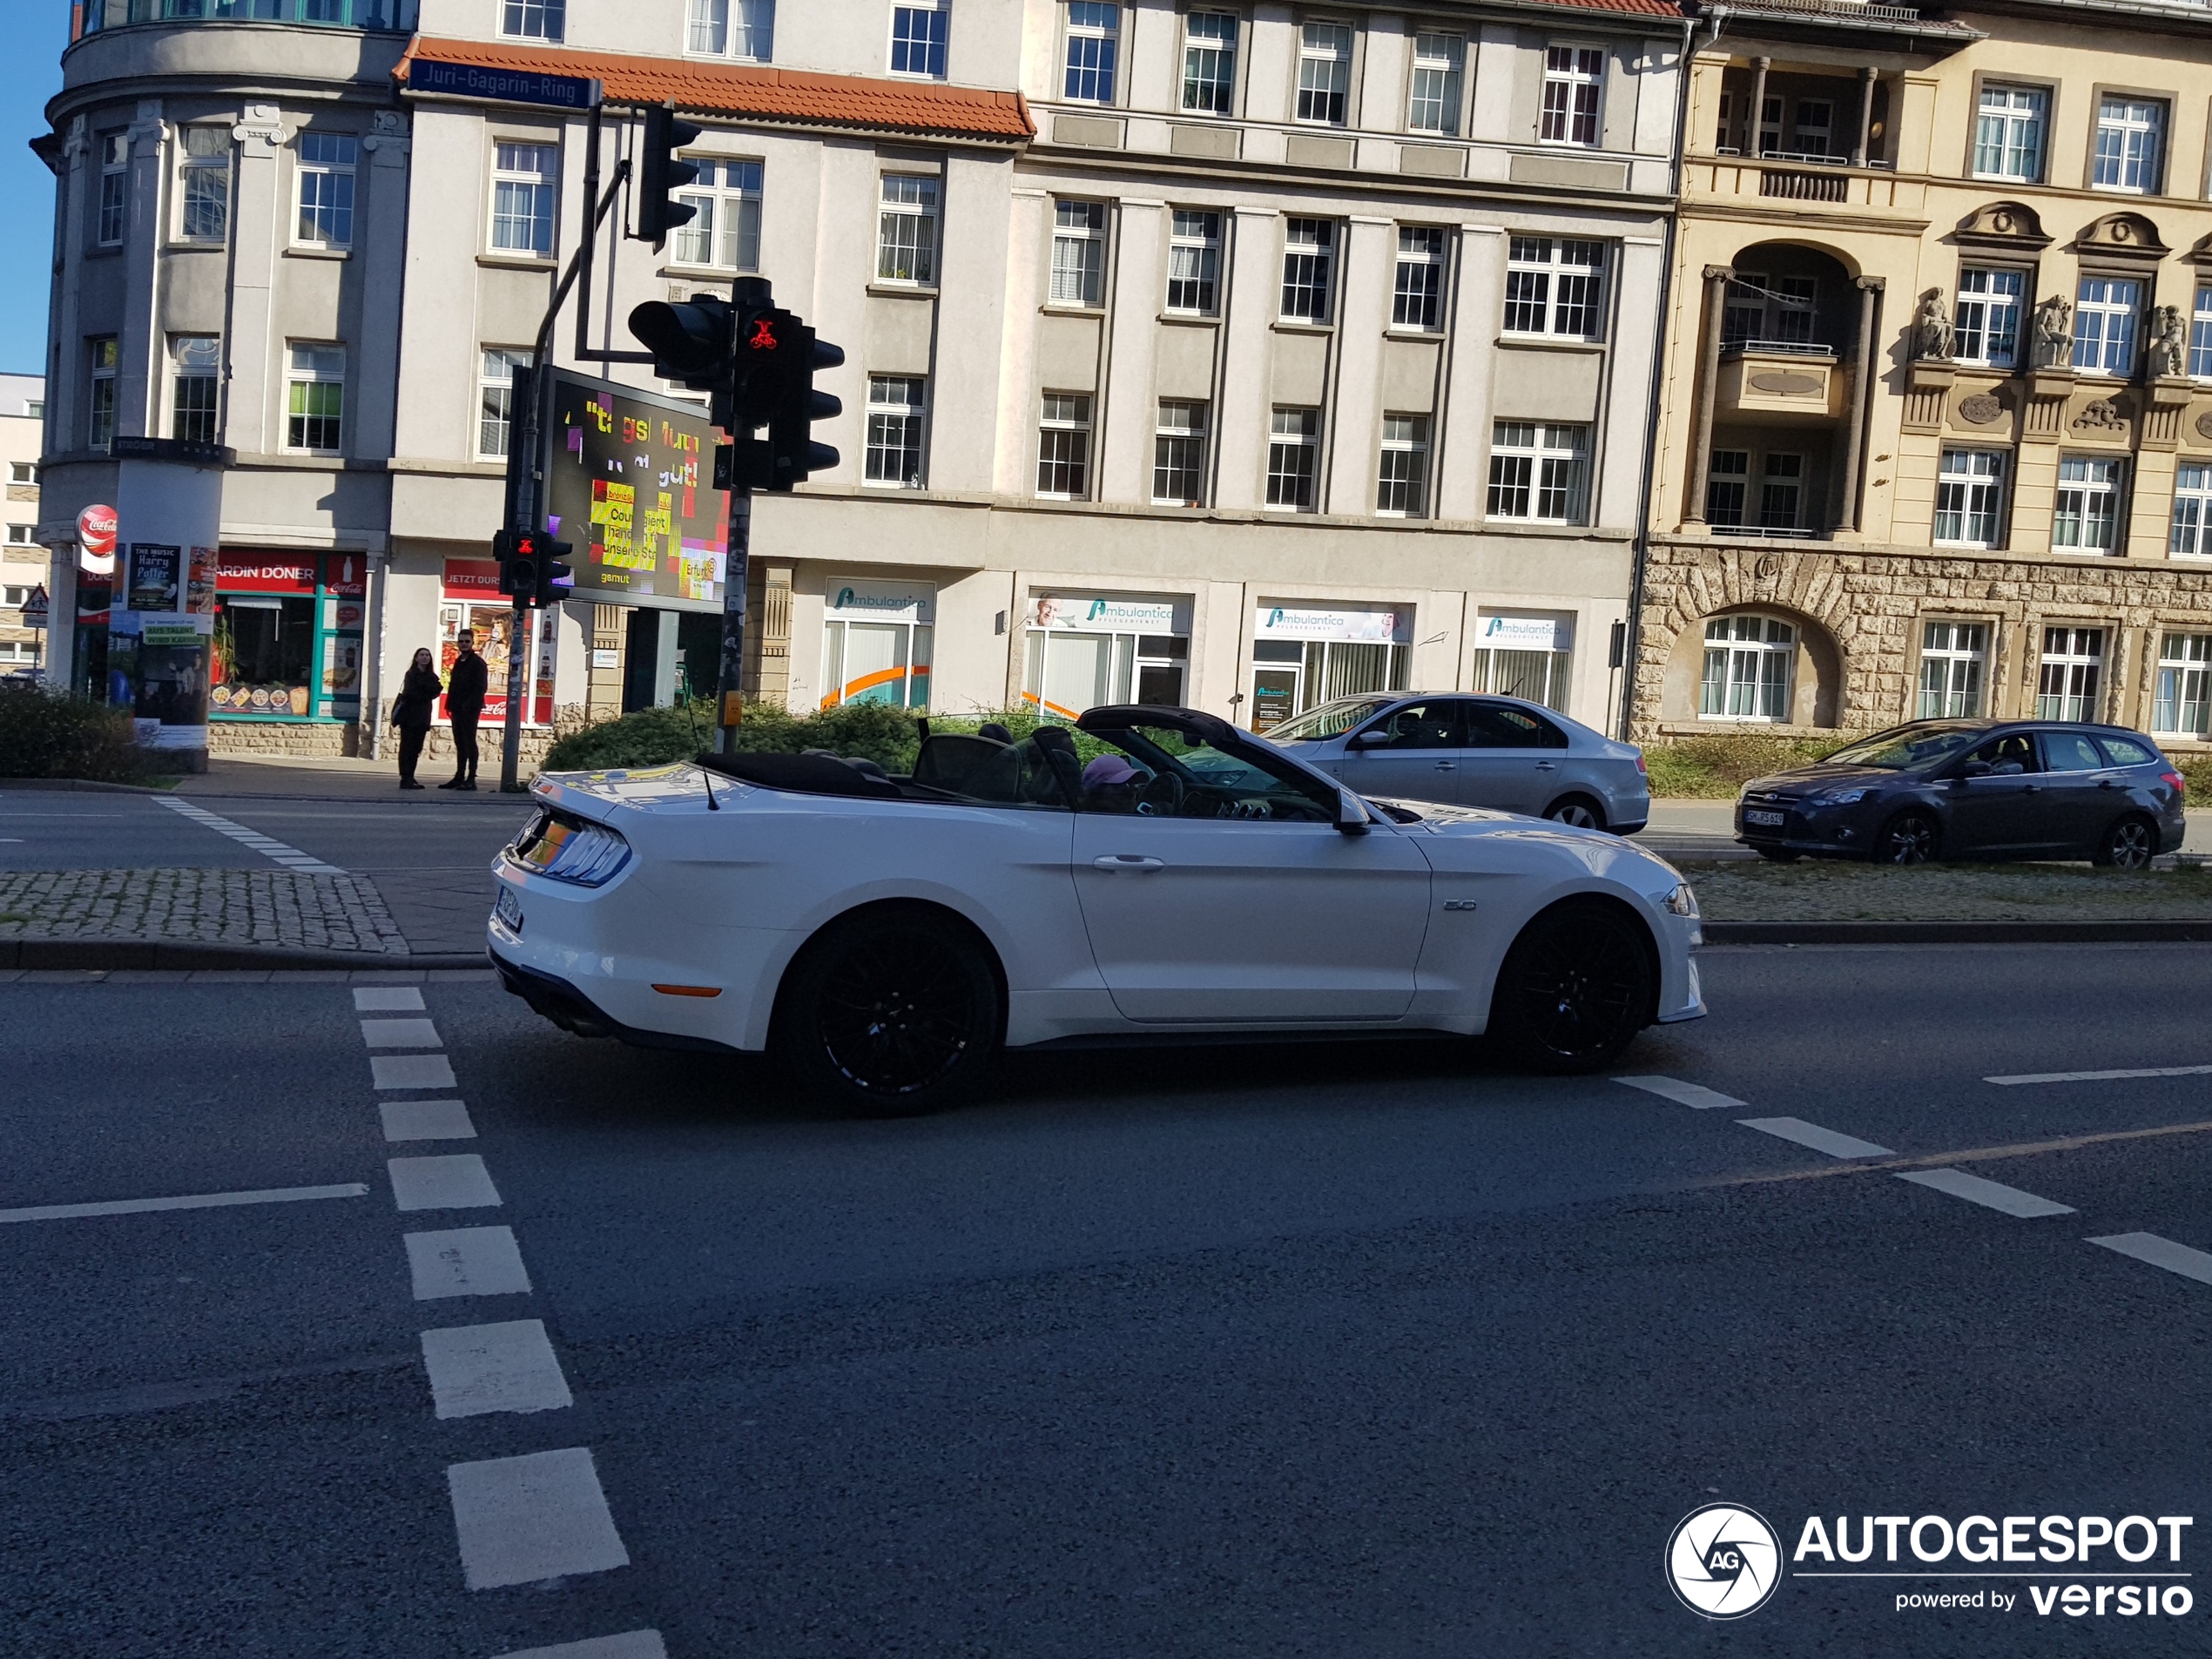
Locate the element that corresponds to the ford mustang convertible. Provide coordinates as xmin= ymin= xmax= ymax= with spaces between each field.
xmin=488 ymin=706 xmax=1705 ymax=1113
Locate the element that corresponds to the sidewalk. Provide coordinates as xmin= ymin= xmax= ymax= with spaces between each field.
xmin=176 ymin=753 xmax=539 ymax=804
xmin=0 ymin=867 xmax=408 ymax=954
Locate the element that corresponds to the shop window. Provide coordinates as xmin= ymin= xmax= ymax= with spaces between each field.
xmin=1700 ymin=614 xmax=1795 ymax=722
xmin=1472 ymin=616 xmax=1573 ymax=713
xmin=1249 ymin=605 xmax=1411 ymax=731
xmin=209 ymin=552 xmax=366 ymax=724
xmin=2054 ymin=456 xmax=2123 ymax=552
xmin=2073 ymin=277 xmax=2140 ymax=375
xmin=178 ymin=126 xmax=230 ymax=244
xmin=1917 ymin=621 xmax=1987 ymax=718
xmin=214 ymin=596 xmax=316 ymax=717
xmin=1393 ymin=226 xmax=1446 ymax=332
xmin=1166 ymin=209 xmax=1220 ymax=314
xmin=1024 ymin=595 xmax=1188 ymax=718
xmin=822 ymin=583 xmax=934 ymax=710
xmin=1182 ymin=10 xmax=1237 ymax=114
xmin=2172 ymin=462 xmax=2212 ymax=556
xmin=1296 ymin=21 xmax=1353 ymax=126
xmin=2154 ymin=632 xmax=2212 ymax=738
xmin=2036 ymin=626 xmax=2103 ymax=721
xmin=1954 ymin=266 xmax=2022 ymax=368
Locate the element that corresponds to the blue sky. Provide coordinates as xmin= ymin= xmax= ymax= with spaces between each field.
xmin=1 ymin=5 xmax=69 ymax=379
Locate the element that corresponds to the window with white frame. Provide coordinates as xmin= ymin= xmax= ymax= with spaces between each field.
xmin=1706 ymin=449 xmax=1749 ymax=527
xmin=2037 ymin=627 xmax=2104 ymax=720
xmin=1540 ymin=45 xmax=1604 ymax=146
xmin=295 ymin=132 xmax=357 ymax=250
xmin=4 ymin=529 xmax=29 ymax=548
xmin=286 ymin=344 xmax=345 ymax=454
xmin=2093 ymin=96 xmax=2162 ymax=193
xmin=1036 ymin=392 xmax=1094 ymax=499
xmin=501 ymin=0 xmax=564 ymax=41
xmin=1280 ymin=218 xmax=1335 ymax=321
xmin=1917 ymin=620 xmax=1988 ymax=718
xmin=1700 ymin=615 xmax=1796 ymax=721
xmin=1166 ymin=209 xmax=1220 ymax=314
xmin=877 ymin=174 xmax=940 ymax=285
xmin=2071 ymin=276 xmax=2139 ymax=374
xmin=489 ymin=140 xmax=556 ymax=258
xmin=674 ymin=158 xmax=763 ymax=271
xmin=891 ymin=1 xmax=949 ymax=78
xmin=1791 ymin=98 xmax=1834 ymax=158
xmin=1973 ymin=84 xmax=2046 ymax=181
xmin=1393 ymin=226 xmax=1446 ymax=332
xmin=1063 ymin=2 xmax=1120 ymax=104
xmin=2054 ymin=455 xmax=2123 ymax=552
xmin=1487 ymin=422 xmax=1588 ymax=523
xmin=1050 ymin=200 xmax=1108 ymax=307
xmin=2154 ymin=631 xmax=2212 ymax=737
xmin=865 ymin=375 xmax=927 ymax=487
xmin=2191 ymin=287 xmax=2212 ymax=380
xmin=477 ymin=348 xmax=532 ymax=460
xmin=1759 ymin=454 xmax=1804 ymax=530
xmin=88 ymin=337 xmax=117 ymax=450
xmin=1182 ymin=10 xmax=1237 ymax=114
xmin=1502 ymin=236 xmax=1605 ymax=339
xmin=170 ymin=336 xmax=219 ymax=445
xmin=688 ymin=0 xmax=775 ymax=59
xmin=177 ymin=127 xmax=230 ymax=244
xmin=1296 ymin=21 xmax=1353 ymax=126
xmin=2174 ymin=462 xmax=2212 ymax=556
xmin=1407 ymin=31 xmax=1464 ymax=136
xmin=1266 ymin=408 xmax=1320 ymax=510
xmin=97 ymin=133 xmax=127 ymax=247
xmin=1953 ymin=266 xmax=2022 ymax=368
xmin=8 ymin=462 xmax=32 ymax=484
xmin=1376 ymin=415 xmax=1430 ymax=518
xmin=1934 ymin=449 xmax=2006 ymax=548
xmin=1153 ymin=401 xmax=1207 ymax=505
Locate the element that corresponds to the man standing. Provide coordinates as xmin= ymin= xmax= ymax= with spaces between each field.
xmin=441 ymin=630 xmax=489 ymax=791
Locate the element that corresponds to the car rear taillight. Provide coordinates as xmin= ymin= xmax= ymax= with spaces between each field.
xmin=1635 ymin=752 xmax=1648 ymax=775
xmin=2161 ymin=771 xmax=2186 ymax=792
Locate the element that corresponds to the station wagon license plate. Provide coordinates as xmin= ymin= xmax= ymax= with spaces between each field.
xmin=494 ymin=887 xmax=523 ymax=935
xmin=1744 ymin=809 xmax=1787 ymax=828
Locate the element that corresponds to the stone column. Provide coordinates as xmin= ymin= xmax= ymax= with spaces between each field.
xmin=1851 ymin=68 xmax=1879 ymax=167
xmin=1683 ymin=265 xmax=1734 ymax=527
xmin=1747 ymin=57 xmax=1770 ymax=155
xmin=1838 ymin=276 xmax=1885 ymax=532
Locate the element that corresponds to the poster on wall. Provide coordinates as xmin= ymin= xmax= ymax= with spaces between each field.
xmin=545 ymin=371 xmax=729 ymax=612
xmin=440 ymin=560 xmax=554 ymax=725
xmin=185 ymin=547 xmax=216 ymax=614
xmin=126 ymin=543 xmax=181 ymax=613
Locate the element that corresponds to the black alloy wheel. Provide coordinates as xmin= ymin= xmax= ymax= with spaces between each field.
xmin=777 ymin=911 xmax=1001 ymax=1115
xmin=1875 ymin=811 xmax=1939 ymax=866
xmin=1544 ymin=796 xmax=1606 ymax=831
xmin=1489 ymin=900 xmax=1656 ymax=1073
xmin=2094 ymin=815 xmax=2158 ymax=872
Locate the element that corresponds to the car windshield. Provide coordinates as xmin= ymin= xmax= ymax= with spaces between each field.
xmin=1267 ymin=698 xmax=1393 ymax=741
xmin=1818 ymin=725 xmax=1986 ymax=771
xmin=1084 ymin=725 xmax=1339 ymax=822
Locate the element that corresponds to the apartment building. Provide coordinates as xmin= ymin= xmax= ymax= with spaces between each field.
xmin=34 ymin=0 xmax=1689 ymax=760
xmin=0 ymin=375 xmax=46 ymax=676
xmin=1635 ymin=0 xmax=2212 ymax=758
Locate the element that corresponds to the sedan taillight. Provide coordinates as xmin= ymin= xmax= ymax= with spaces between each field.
xmin=2161 ymin=770 xmax=2186 ymax=792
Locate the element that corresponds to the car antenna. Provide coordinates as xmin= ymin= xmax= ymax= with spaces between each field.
xmin=700 ymin=758 xmax=720 ymax=812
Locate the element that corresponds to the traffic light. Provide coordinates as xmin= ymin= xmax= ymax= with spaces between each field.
xmin=533 ymin=538 xmax=574 ymax=610
xmin=629 ymin=294 xmax=741 ymax=427
xmin=493 ymin=529 xmax=572 ymax=609
xmin=637 ymin=104 xmax=704 ymax=250
xmin=732 ymin=307 xmax=844 ymax=491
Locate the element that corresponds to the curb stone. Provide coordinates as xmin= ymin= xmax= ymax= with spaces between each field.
xmin=0 ymin=940 xmax=489 ymax=972
xmin=1703 ymin=919 xmax=2212 ymax=946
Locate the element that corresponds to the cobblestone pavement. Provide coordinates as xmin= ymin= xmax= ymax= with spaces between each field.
xmin=0 ymin=868 xmax=408 ymax=954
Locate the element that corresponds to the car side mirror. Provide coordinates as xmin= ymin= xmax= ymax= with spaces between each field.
xmin=1336 ymin=791 xmax=1373 ymax=834
xmin=1349 ymin=728 xmax=1391 ymax=748
xmin=1957 ymin=759 xmax=1993 ymax=779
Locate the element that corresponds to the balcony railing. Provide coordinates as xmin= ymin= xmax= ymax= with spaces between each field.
xmin=82 ymin=0 xmax=417 ymax=32
xmin=1761 ymin=167 xmax=1852 ymax=202
xmin=1723 ymin=336 xmax=1838 ymax=357
xmin=1723 ymin=0 xmax=1928 ymax=22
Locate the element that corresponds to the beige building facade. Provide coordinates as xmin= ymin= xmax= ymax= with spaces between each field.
xmin=0 ymin=375 xmax=47 ymax=676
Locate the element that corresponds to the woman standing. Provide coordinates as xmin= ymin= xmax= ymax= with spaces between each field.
xmin=393 ymin=647 xmax=442 ymax=790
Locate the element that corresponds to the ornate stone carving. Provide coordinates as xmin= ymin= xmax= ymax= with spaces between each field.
xmin=2197 ymin=410 xmax=2212 ymax=442
xmin=1957 ymin=393 xmax=2005 ymax=425
xmin=2073 ymin=398 xmax=2127 ymax=431
xmin=1954 ymin=200 xmax=2049 ymax=247
xmin=2148 ymin=305 xmax=2188 ymax=379
xmin=1912 ymin=289 xmax=1955 ymax=361
xmin=2075 ymin=212 xmax=2169 ymax=259
xmin=2032 ymin=295 xmax=2074 ymax=368
xmin=1749 ymin=370 xmax=1824 ymax=395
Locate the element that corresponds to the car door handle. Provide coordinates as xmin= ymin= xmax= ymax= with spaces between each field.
xmin=1093 ymin=855 xmax=1165 ymax=873
xmin=2099 ymin=779 xmax=2119 ymax=789
xmin=1433 ymin=760 xmax=1455 ymax=772
xmin=1535 ymin=760 xmax=1558 ymax=771
xmin=2022 ymin=784 xmax=2040 ymax=792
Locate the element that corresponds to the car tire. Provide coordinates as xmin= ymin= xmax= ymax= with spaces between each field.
xmin=2094 ymin=815 xmax=2158 ymax=871
xmin=772 ymin=907 xmax=1003 ymax=1116
xmin=1543 ymin=795 xmax=1606 ymax=831
xmin=1487 ymin=899 xmax=1656 ymax=1075
xmin=1874 ymin=811 xmax=1939 ymax=866
xmin=1754 ymin=846 xmax=1801 ymax=863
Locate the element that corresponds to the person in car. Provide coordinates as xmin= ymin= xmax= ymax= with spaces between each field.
xmin=1080 ymin=753 xmax=1147 ymax=813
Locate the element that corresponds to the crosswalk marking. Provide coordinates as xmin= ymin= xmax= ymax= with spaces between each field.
xmin=1895 ymin=1168 xmax=2075 ymax=1218
xmin=2087 ymin=1231 xmax=2212 ymax=1287
xmin=158 ymin=797 xmax=342 ymax=874
xmin=1737 ymin=1117 xmax=1895 ymax=1160
xmin=1615 ymin=1075 xmax=1747 ymax=1110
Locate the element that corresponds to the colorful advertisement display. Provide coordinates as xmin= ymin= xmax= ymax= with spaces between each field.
xmin=441 ymin=559 xmax=554 ymax=725
xmin=547 ymin=372 xmax=728 ymax=612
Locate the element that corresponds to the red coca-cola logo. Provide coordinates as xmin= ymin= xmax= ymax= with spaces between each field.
xmin=78 ymin=503 xmax=118 ymax=570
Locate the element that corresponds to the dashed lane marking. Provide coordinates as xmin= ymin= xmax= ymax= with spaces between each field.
xmin=448 ymin=1447 xmax=631 ymax=1590
xmin=354 ymin=986 xmax=426 ymax=1012
xmin=373 ymin=1053 xmax=458 ymax=1091
xmin=497 ymin=1635 xmax=667 ymax=1659
xmin=1689 ymin=1117 xmax=2212 ymax=1190
xmin=381 ymin=1099 xmax=477 ymax=1142
xmin=0 ymin=1182 xmax=368 ymax=1224
xmin=406 ymin=1226 xmax=533 ymax=1300
xmin=1987 ymin=1064 xmax=2212 ymax=1087
xmin=361 ymin=1017 xmax=443 ymax=1049
xmin=158 ymin=797 xmax=342 ymax=874
xmin=1614 ymin=1075 xmax=1748 ymax=1110
xmin=1896 ymin=1167 xmax=2076 ymax=1218
xmin=421 ymin=1319 xmax=574 ymax=1419
xmin=389 ymin=1155 xmax=502 ymax=1212
xmin=2087 ymin=1232 xmax=2212 ymax=1287
xmin=1737 ymin=1116 xmax=1896 ymax=1160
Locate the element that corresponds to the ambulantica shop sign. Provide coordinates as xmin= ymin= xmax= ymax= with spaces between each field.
xmin=1668 ymin=1504 xmax=2195 ymax=1622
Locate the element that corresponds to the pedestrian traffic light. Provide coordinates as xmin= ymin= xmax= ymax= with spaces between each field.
xmin=493 ymin=528 xmax=536 ymax=598
xmin=637 ymin=104 xmax=704 ymax=251
xmin=494 ymin=529 xmax=571 ymax=609
xmin=761 ymin=316 xmax=845 ymax=492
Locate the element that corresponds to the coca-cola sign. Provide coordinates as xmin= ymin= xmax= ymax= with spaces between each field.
xmin=78 ymin=503 xmax=118 ymax=575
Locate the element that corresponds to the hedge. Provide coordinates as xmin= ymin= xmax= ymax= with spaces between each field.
xmin=0 ymin=685 xmax=154 ymax=784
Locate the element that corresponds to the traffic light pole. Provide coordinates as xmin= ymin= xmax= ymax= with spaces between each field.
xmin=716 ymin=489 xmax=751 ymax=751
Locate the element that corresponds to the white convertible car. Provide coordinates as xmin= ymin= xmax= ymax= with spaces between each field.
xmin=488 ymin=706 xmax=1704 ymax=1112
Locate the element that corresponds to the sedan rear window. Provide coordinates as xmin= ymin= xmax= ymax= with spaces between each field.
xmin=1466 ymin=703 xmax=1567 ymax=749
xmin=1269 ymin=698 xmax=1392 ymax=741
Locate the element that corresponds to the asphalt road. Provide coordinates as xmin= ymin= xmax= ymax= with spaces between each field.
xmin=4 ymin=944 xmax=2212 ymax=1656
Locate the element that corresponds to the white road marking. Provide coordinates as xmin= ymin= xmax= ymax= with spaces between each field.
xmin=421 ymin=1319 xmax=573 ymax=1419
xmin=1895 ymin=1168 xmax=2076 ymax=1218
xmin=497 ymin=1635 xmax=667 ymax=1659
xmin=381 ymin=1099 xmax=477 ymax=1142
xmin=1614 ymin=1075 xmax=1747 ymax=1110
xmin=354 ymin=987 xmax=426 ymax=1012
xmin=1737 ymin=1117 xmax=1896 ymax=1160
xmin=373 ymin=1053 xmax=458 ymax=1091
xmin=2087 ymin=1232 xmax=2212 ymax=1287
xmin=1986 ymin=1064 xmax=2212 ymax=1087
xmin=389 ymin=1155 xmax=502 ymax=1212
xmin=406 ymin=1226 xmax=533 ymax=1299
xmin=447 ymin=1447 xmax=631 ymax=1590
xmin=157 ymin=797 xmax=341 ymax=874
xmin=0 ymin=1182 xmax=368 ymax=1225
xmin=361 ymin=1017 xmax=443 ymax=1049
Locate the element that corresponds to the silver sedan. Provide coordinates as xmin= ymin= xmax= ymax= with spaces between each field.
xmin=1267 ymin=693 xmax=1651 ymax=832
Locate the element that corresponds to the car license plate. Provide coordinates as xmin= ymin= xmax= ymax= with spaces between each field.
xmin=494 ymin=886 xmax=523 ymax=935
xmin=1744 ymin=809 xmax=1786 ymax=827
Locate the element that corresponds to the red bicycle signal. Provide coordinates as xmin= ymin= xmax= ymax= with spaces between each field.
xmin=749 ymin=318 xmax=779 ymax=351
